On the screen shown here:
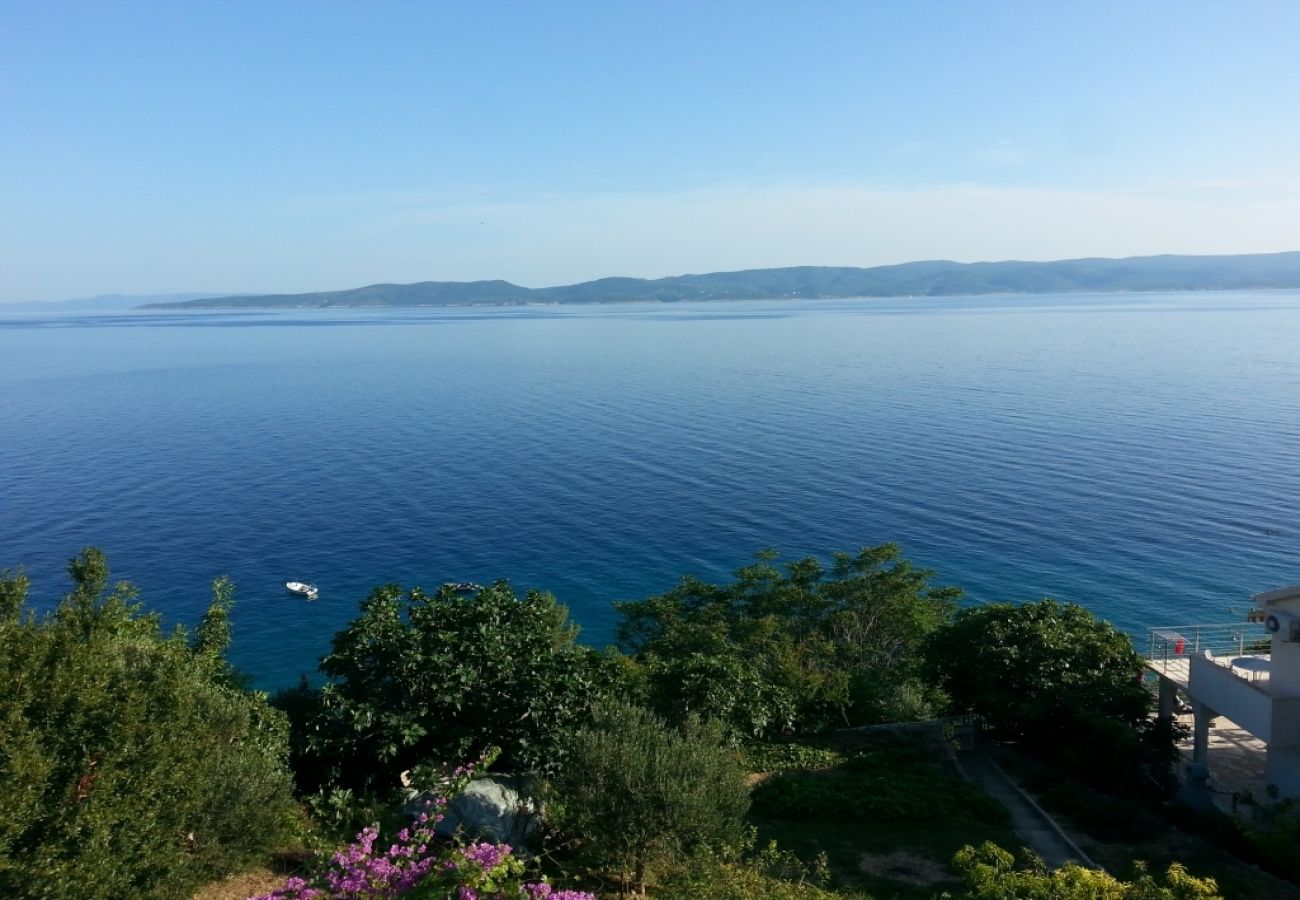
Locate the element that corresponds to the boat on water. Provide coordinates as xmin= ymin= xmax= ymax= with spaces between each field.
xmin=286 ymin=581 xmax=319 ymax=600
xmin=442 ymin=581 xmax=484 ymax=593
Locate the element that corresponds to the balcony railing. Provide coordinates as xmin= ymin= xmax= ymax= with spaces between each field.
xmin=1146 ymin=623 xmax=1270 ymax=663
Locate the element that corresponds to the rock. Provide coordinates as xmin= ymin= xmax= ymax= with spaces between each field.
xmin=406 ymin=774 xmax=540 ymax=849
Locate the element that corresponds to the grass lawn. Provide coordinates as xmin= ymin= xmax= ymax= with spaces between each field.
xmin=747 ymin=729 xmax=1019 ymax=899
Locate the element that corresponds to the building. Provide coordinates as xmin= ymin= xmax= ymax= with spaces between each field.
xmin=1145 ymin=584 xmax=1300 ymax=801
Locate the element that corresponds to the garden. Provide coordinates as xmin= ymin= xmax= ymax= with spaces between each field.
xmin=0 ymin=546 xmax=1245 ymax=898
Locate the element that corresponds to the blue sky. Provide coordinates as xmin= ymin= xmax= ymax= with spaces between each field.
xmin=3 ymin=1 xmax=1300 ymax=301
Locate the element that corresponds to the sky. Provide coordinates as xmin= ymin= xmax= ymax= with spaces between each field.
xmin=3 ymin=1 xmax=1300 ymax=302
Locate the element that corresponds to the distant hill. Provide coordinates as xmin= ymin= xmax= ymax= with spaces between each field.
xmin=138 ymin=252 xmax=1300 ymax=309
xmin=1 ymin=292 xmax=232 ymax=312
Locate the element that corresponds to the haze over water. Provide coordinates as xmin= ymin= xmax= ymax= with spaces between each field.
xmin=3 ymin=291 xmax=1298 ymax=689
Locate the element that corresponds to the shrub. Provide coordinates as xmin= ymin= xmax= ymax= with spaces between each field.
xmin=306 ymin=582 xmax=626 ymax=793
xmin=0 ymin=550 xmax=296 ymax=899
xmin=550 ymin=701 xmax=751 ymax=893
xmin=947 ymin=841 xmax=1221 ymax=898
xmin=742 ymin=742 xmax=843 ymax=773
xmin=657 ymin=840 xmax=857 ymax=900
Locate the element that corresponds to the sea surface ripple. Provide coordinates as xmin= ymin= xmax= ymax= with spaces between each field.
xmin=2 ymin=292 xmax=1298 ymax=688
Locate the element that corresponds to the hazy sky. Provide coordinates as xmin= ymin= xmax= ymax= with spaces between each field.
xmin=3 ymin=1 xmax=1300 ymax=302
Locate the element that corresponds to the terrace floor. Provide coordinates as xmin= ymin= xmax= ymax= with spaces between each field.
xmin=1174 ymin=711 xmax=1268 ymax=812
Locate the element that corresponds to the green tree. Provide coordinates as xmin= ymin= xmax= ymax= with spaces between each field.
xmin=948 ymin=841 xmax=1220 ymax=899
xmin=551 ymin=701 xmax=751 ymax=894
xmin=0 ymin=550 xmax=295 ymax=899
xmin=926 ymin=599 xmax=1148 ymax=733
xmin=309 ymin=581 xmax=622 ymax=793
xmin=616 ymin=544 xmax=959 ymax=739
xmin=925 ymin=599 xmax=1154 ymax=783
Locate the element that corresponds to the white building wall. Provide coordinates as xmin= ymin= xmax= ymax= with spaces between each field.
xmin=1188 ymin=653 xmax=1272 ymax=741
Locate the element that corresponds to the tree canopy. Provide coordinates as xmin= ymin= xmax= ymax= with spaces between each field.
xmin=616 ymin=544 xmax=960 ymax=739
xmin=926 ymin=598 xmax=1149 ymax=742
xmin=308 ymin=581 xmax=621 ymax=792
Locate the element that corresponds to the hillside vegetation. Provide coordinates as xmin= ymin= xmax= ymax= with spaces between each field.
xmin=2 ymin=546 xmax=1274 ymax=898
xmin=139 ymin=251 xmax=1300 ymax=308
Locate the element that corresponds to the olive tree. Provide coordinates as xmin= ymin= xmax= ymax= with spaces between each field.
xmin=551 ymin=701 xmax=751 ymax=894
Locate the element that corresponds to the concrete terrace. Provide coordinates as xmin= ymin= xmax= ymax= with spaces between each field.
xmin=1145 ymin=586 xmax=1300 ymax=804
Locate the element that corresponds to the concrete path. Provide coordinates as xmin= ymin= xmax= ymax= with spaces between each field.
xmin=958 ymin=751 xmax=1095 ymax=870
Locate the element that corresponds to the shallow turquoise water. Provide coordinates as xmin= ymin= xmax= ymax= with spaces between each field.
xmin=2 ymin=292 xmax=1298 ymax=688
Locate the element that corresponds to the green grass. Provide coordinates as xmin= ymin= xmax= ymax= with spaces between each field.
xmin=747 ymin=732 xmax=1018 ymax=899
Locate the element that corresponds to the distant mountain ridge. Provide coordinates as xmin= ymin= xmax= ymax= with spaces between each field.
xmin=1 ymin=292 xmax=233 ymax=312
xmin=139 ymin=252 xmax=1300 ymax=309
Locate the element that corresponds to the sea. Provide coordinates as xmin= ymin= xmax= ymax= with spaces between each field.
xmin=2 ymin=291 xmax=1298 ymax=690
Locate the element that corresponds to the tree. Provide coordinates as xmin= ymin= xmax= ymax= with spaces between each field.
xmin=927 ymin=599 xmax=1148 ymax=735
xmin=925 ymin=599 xmax=1155 ymax=784
xmin=948 ymin=842 xmax=1221 ymax=899
xmin=309 ymin=581 xmax=622 ymax=793
xmin=551 ymin=701 xmax=751 ymax=894
xmin=0 ymin=550 xmax=296 ymax=899
xmin=616 ymin=545 xmax=959 ymax=739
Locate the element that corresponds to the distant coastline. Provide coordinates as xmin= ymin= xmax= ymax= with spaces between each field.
xmin=132 ymin=251 xmax=1300 ymax=310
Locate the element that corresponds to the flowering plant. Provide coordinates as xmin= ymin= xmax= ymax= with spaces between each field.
xmin=252 ymin=758 xmax=593 ymax=900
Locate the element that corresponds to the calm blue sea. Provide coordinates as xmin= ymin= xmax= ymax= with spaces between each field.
xmin=2 ymin=292 xmax=1298 ymax=689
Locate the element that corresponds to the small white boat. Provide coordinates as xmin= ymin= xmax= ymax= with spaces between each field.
xmin=286 ymin=581 xmax=319 ymax=600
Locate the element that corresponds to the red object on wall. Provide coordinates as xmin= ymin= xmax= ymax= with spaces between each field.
xmin=1174 ymin=637 xmax=1186 ymax=655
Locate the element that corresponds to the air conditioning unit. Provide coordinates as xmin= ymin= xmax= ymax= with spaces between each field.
xmin=1264 ymin=611 xmax=1300 ymax=642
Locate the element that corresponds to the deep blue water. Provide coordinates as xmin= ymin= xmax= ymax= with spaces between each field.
xmin=2 ymin=292 xmax=1298 ymax=689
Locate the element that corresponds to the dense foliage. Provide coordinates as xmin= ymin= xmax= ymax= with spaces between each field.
xmin=0 ymin=550 xmax=296 ymax=899
xmin=306 ymin=582 xmax=619 ymax=793
xmin=616 ymin=544 xmax=959 ymax=740
xmin=947 ymin=842 xmax=1221 ymax=899
xmin=551 ymin=702 xmax=752 ymax=893
xmin=0 ymin=546 xmax=1239 ymax=898
xmin=925 ymin=598 xmax=1154 ymax=781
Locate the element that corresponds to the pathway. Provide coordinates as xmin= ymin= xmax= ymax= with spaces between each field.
xmin=958 ymin=751 xmax=1095 ymax=870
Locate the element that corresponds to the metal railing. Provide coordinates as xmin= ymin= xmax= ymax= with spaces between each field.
xmin=1146 ymin=623 xmax=1269 ymax=663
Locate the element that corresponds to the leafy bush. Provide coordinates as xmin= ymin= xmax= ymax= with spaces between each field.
xmin=0 ymin=550 xmax=296 ymax=899
xmin=947 ymin=841 xmax=1221 ymax=899
xmin=657 ymin=840 xmax=859 ymax=900
xmin=550 ymin=701 xmax=751 ymax=893
xmin=617 ymin=545 xmax=959 ymax=741
xmin=742 ymin=742 xmax=843 ymax=773
xmin=305 ymin=582 xmax=625 ymax=793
